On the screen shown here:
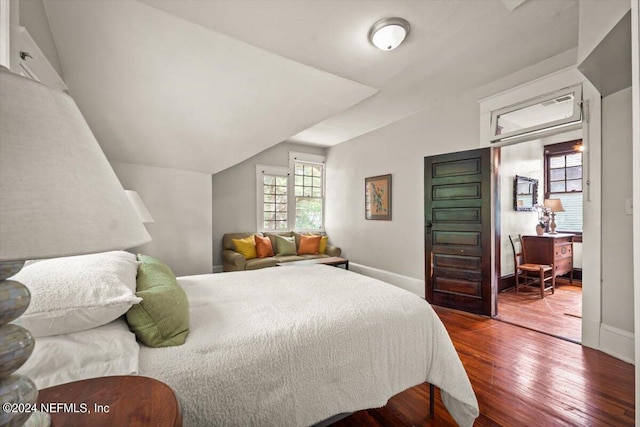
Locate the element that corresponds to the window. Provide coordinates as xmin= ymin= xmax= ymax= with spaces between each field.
xmin=294 ymin=161 xmax=323 ymax=230
xmin=544 ymin=140 xmax=583 ymax=235
xmin=490 ymin=85 xmax=582 ymax=144
xmin=255 ymin=152 xmax=325 ymax=232
xmin=256 ymin=165 xmax=290 ymax=231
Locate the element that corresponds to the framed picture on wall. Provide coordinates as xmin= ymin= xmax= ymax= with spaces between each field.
xmin=365 ymin=174 xmax=392 ymax=220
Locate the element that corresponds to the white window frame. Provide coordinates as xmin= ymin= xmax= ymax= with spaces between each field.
xmin=255 ymin=164 xmax=292 ymax=232
xmin=489 ymin=85 xmax=583 ymax=144
xmin=289 ymin=151 xmax=326 ymax=232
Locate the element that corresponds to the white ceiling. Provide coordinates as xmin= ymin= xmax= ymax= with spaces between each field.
xmin=43 ymin=0 xmax=579 ymax=174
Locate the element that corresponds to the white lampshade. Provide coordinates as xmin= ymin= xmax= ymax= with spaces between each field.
xmin=0 ymin=68 xmax=151 ymax=262
xmin=369 ymin=17 xmax=410 ymax=51
xmin=125 ymin=190 xmax=155 ymax=223
xmin=544 ymin=198 xmax=565 ymax=212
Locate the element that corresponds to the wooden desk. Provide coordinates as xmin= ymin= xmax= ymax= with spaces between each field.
xmin=521 ymin=234 xmax=574 ymax=283
xmin=38 ymin=376 xmax=182 ymax=427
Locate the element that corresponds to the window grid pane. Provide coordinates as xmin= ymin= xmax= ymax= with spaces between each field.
xmin=294 ymin=161 xmax=323 ymax=230
xmin=263 ymin=174 xmax=287 ymax=230
xmin=545 ymin=144 xmax=583 ymax=232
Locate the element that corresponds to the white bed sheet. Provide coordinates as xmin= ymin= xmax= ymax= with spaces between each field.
xmin=138 ymin=265 xmax=478 ymax=426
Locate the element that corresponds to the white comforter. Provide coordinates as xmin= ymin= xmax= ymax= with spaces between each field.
xmin=138 ymin=265 xmax=479 ymax=426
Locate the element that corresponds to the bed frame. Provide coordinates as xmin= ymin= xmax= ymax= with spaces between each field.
xmin=312 ymin=383 xmax=435 ymax=426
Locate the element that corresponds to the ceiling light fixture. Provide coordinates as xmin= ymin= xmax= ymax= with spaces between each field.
xmin=369 ymin=17 xmax=410 ymax=51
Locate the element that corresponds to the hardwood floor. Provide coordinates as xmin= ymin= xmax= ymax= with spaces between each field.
xmin=333 ymin=306 xmax=634 ymax=427
xmin=496 ymin=281 xmax=582 ymax=342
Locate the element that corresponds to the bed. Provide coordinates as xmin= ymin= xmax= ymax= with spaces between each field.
xmin=14 ymin=252 xmax=479 ymax=426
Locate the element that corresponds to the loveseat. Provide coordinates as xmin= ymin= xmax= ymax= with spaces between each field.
xmin=222 ymin=231 xmax=341 ymax=272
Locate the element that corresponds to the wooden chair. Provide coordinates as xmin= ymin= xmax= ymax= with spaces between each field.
xmin=509 ymin=235 xmax=555 ymax=298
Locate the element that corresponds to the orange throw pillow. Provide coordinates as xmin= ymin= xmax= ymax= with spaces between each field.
xmin=298 ymin=235 xmax=321 ymax=255
xmin=255 ymin=235 xmax=274 ymax=258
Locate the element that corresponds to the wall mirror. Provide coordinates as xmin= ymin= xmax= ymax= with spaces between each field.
xmin=513 ymin=175 xmax=538 ymax=211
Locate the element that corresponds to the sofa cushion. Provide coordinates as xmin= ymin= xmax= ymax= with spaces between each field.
xmin=255 ymin=235 xmax=274 ymax=258
xmin=245 ymin=257 xmax=278 ymax=270
xmin=299 ymin=254 xmax=330 ymax=260
xmin=223 ymin=232 xmax=263 ymax=251
xmin=275 ymin=235 xmax=297 ymax=256
xmin=273 ymin=255 xmax=305 ymax=263
xmin=264 ymin=232 xmax=293 ymax=253
xmin=298 ymin=235 xmax=321 ymax=255
xmin=232 ymin=235 xmax=257 ymax=260
xmin=319 ymin=236 xmax=328 ymax=254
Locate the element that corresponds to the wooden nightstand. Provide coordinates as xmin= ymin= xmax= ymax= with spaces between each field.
xmin=37 ymin=376 xmax=181 ymax=427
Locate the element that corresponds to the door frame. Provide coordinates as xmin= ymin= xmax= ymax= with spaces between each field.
xmin=482 ymin=71 xmax=602 ymax=351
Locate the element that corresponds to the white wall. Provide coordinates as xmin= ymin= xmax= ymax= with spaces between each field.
xmin=111 ymin=161 xmax=212 ymax=277
xmin=601 ymin=87 xmax=634 ymax=333
xmin=326 ymin=93 xmax=481 ymax=293
xmin=211 ymin=142 xmax=326 ymax=268
xmin=500 ymin=139 xmax=543 ymax=276
xmin=578 ymin=0 xmax=631 ymax=64
xmin=18 ymin=0 xmax=63 ymax=78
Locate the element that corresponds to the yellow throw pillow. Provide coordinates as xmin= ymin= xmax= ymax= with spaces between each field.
xmin=319 ymin=236 xmax=328 ymax=254
xmin=232 ymin=235 xmax=257 ymax=260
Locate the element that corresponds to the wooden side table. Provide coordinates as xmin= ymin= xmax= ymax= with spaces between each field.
xmin=37 ymin=376 xmax=181 ymax=427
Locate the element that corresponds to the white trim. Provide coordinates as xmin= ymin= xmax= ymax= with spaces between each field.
xmin=480 ymin=68 xmax=602 ymax=354
xmin=0 ymin=0 xmax=10 ymax=68
xmin=630 ymin=0 xmax=640 ymax=421
xmin=599 ymin=324 xmax=635 ymax=365
xmin=255 ymin=164 xmax=292 ymax=232
xmin=288 ymin=151 xmax=326 ymax=169
xmin=349 ymin=262 xmax=424 ymax=298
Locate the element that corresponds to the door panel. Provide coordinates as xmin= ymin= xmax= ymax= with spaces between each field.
xmin=425 ymin=148 xmax=494 ymax=316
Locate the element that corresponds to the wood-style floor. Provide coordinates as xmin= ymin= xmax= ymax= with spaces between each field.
xmin=496 ymin=281 xmax=582 ymax=342
xmin=334 ymin=306 xmax=635 ymax=427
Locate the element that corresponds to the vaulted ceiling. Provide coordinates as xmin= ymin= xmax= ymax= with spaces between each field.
xmin=43 ymin=0 xmax=579 ymax=174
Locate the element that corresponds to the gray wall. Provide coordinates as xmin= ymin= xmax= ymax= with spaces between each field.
xmin=601 ymin=87 xmax=634 ymax=332
xmin=111 ymin=161 xmax=213 ymax=277
xmin=19 ymin=0 xmax=64 ymax=78
xmin=211 ymin=142 xmax=326 ymax=268
xmin=325 ymin=93 xmax=480 ymax=289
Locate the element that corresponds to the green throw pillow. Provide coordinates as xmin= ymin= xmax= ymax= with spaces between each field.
xmin=126 ymin=254 xmax=189 ymax=347
xmin=275 ymin=235 xmax=297 ymax=256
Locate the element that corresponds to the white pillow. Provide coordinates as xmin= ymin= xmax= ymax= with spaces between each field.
xmin=10 ymin=251 xmax=142 ymax=337
xmin=16 ymin=319 xmax=139 ymax=389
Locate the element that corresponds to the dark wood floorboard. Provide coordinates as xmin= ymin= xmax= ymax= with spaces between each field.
xmin=333 ymin=306 xmax=634 ymax=427
xmin=496 ymin=281 xmax=582 ymax=342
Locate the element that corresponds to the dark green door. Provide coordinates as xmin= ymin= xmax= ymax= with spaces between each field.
xmin=424 ymin=148 xmax=495 ymax=316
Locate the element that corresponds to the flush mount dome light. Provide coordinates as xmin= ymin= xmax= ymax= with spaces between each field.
xmin=369 ymin=17 xmax=410 ymax=51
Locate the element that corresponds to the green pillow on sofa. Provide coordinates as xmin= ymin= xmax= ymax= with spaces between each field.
xmin=275 ymin=235 xmax=297 ymax=256
xmin=126 ymin=254 xmax=189 ymax=347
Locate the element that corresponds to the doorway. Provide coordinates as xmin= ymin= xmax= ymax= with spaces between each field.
xmin=494 ymin=133 xmax=583 ymax=342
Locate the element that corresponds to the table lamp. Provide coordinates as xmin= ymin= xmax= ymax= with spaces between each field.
xmin=544 ymin=198 xmax=565 ymax=234
xmin=0 ymin=68 xmax=151 ymax=426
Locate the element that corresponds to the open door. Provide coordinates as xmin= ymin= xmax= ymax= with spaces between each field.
xmin=425 ymin=148 xmax=495 ymax=316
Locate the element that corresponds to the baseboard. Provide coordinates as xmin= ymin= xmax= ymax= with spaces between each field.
xmin=599 ymin=323 xmax=635 ymax=364
xmin=212 ymin=265 xmax=223 ymax=273
xmin=499 ymin=274 xmax=515 ymax=292
xmin=349 ymin=262 xmax=424 ymax=298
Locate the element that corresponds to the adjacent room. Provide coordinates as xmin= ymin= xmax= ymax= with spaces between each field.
xmin=1 ymin=0 xmax=638 ymax=426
